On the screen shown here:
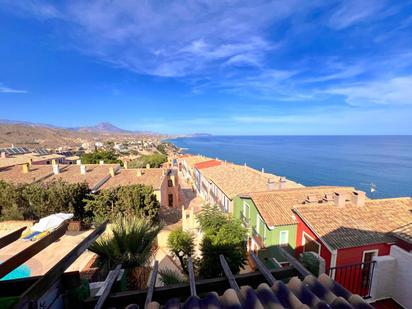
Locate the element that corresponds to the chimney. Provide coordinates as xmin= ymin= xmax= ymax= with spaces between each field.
xmin=352 ymin=191 xmax=366 ymax=207
xmin=80 ymin=165 xmax=87 ymax=175
xmin=137 ymin=169 xmax=142 ymax=177
xmin=305 ymin=194 xmax=318 ymax=203
xmin=51 ymin=159 xmax=57 ymax=166
xmin=53 ymin=164 xmax=60 ymax=175
xmin=267 ymin=178 xmax=276 ymax=190
xmin=278 ymin=176 xmax=287 ymax=189
xmin=99 ymin=160 xmax=104 ymax=165
xmin=1 ymin=151 xmax=6 ymax=159
xmin=22 ymin=163 xmax=30 ymax=173
xmin=28 ymin=158 xmax=33 ymax=166
xmin=124 ymin=161 xmax=128 ymax=170
xmin=323 ymin=193 xmax=334 ymax=202
xmin=261 ymin=168 xmax=265 ymax=173
xmin=76 ymin=160 xmax=81 ymax=165
xmin=109 ymin=167 xmax=115 ymax=177
xmin=334 ymin=192 xmax=346 ymax=207
xmin=146 ymin=164 xmax=151 ymax=169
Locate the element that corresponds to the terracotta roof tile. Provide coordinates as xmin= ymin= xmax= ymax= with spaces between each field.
xmin=201 ymin=163 xmax=303 ymax=199
xmin=183 ymin=155 xmax=214 ymax=168
xmin=294 ymin=197 xmax=412 ymax=249
xmin=392 ymin=222 xmax=412 ymax=244
xmin=0 ymin=164 xmax=57 ymax=184
xmin=194 ymin=159 xmax=222 ymax=170
xmin=100 ymin=168 xmax=165 ymax=190
xmin=45 ymin=164 xmax=119 ymax=189
xmin=244 ymin=186 xmax=356 ymax=227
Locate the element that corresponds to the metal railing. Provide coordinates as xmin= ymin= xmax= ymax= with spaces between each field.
xmin=239 ymin=212 xmax=250 ymax=227
xmin=328 ymin=260 xmax=376 ymax=298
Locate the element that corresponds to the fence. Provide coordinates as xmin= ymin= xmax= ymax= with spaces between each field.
xmin=328 ymin=261 xmax=376 ymax=298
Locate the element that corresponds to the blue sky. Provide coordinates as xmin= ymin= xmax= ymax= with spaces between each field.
xmin=1 ymin=0 xmax=412 ymax=135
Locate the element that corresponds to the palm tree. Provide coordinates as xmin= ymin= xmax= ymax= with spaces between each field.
xmin=90 ymin=216 xmax=162 ymax=288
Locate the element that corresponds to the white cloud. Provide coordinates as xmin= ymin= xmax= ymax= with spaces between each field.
xmin=0 ymin=84 xmax=27 ymax=94
xmin=325 ymin=76 xmax=412 ymax=105
xmin=328 ymin=0 xmax=387 ymax=30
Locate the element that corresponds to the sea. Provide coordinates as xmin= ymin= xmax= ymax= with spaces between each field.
xmin=169 ymin=135 xmax=412 ymax=199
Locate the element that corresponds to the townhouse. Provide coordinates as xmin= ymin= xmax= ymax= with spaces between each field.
xmin=233 ymin=186 xmax=355 ymax=265
xmin=199 ymin=162 xmax=303 ymax=213
xmin=100 ymin=167 xmax=180 ymax=208
xmin=293 ymin=194 xmax=412 ymax=271
xmin=178 ymin=155 xmax=213 ymax=183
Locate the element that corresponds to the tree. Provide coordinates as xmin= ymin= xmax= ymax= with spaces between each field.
xmin=167 ymin=228 xmax=195 ymax=274
xmin=80 ymin=150 xmax=122 ymax=165
xmin=84 ymin=184 xmax=160 ymax=224
xmin=128 ymin=153 xmax=167 ymax=168
xmin=0 ymin=180 xmax=90 ymax=222
xmin=197 ymin=205 xmax=247 ymax=278
xmin=90 ymin=216 xmax=162 ymax=288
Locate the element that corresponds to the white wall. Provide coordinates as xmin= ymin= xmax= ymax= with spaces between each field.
xmin=370 ymin=245 xmax=412 ymax=308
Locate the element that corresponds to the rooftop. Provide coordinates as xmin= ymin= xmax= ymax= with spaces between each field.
xmin=183 ymin=155 xmax=214 ymax=168
xmin=194 ymin=159 xmax=222 ymax=170
xmin=99 ymin=168 xmax=165 ymax=190
xmin=0 ymin=164 xmax=66 ymax=184
xmin=392 ymin=222 xmax=412 ymax=245
xmin=200 ymin=162 xmax=303 ymax=199
xmin=294 ymin=197 xmax=412 ymax=250
xmin=0 ymin=153 xmax=65 ymax=169
xmin=44 ymin=164 xmax=119 ymax=190
xmin=242 ymin=186 xmax=356 ymax=228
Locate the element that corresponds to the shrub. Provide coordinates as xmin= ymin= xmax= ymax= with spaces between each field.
xmin=84 ymin=185 xmax=160 ymax=224
xmin=158 ymin=268 xmax=187 ymax=286
xmin=89 ymin=216 xmax=162 ymax=287
xmin=0 ymin=180 xmax=90 ymax=221
xmin=196 ymin=205 xmax=248 ymax=278
xmin=128 ymin=153 xmax=167 ymax=168
xmin=80 ymin=151 xmax=122 ymax=165
xmin=167 ymin=228 xmax=195 ymax=274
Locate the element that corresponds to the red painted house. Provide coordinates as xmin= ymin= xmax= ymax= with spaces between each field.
xmin=293 ymin=193 xmax=412 ymax=294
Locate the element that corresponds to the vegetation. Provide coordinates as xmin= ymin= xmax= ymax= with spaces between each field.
xmin=0 ymin=180 xmax=90 ymax=221
xmin=158 ymin=268 xmax=187 ymax=285
xmin=0 ymin=181 xmax=159 ymax=225
xmin=84 ymin=184 xmax=160 ymax=224
xmin=167 ymin=228 xmax=196 ymax=274
xmin=90 ymin=216 xmax=162 ymax=287
xmin=128 ymin=153 xmax=167 ymax=168
xmin=80 ymin=150 xmax=122 ymax=165
xmin=197 ymin=205 xmax=248 ymax=278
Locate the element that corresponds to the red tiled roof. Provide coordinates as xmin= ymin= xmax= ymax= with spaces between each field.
xmin=194 ymin=159 xmax=222 ymax=170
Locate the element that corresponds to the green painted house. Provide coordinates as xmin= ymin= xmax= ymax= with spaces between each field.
xmin=233 ymin=186 xmax=354 ymax=268
xmin=233 ymin=194 xmax=297 ymax=267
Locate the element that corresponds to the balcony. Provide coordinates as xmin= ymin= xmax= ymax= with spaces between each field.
xmin=240 ymin=212 xmax=250 ymax=227
xmin=252 ymin=226 xmax=265 ymax=249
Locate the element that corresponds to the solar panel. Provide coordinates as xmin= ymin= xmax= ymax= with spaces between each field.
xmin=22 ymin=147 xmax=30 ymax=153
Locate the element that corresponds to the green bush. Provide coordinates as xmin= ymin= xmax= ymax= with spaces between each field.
xmin=0 ymin=180 xmax=90 ymax=221
xmin=80 ymin=151 xmax=122 ymax=165
xmin=167 ymin=228 xmax=195 ymax=274
xmin=197 ymin=205 xmax=248 ymax=278
xmin=128 ymin=153 xmax=167 ymax=168
xmin=159 ymin=268 xmax=187 ymax=286
xmin=84 ymin=185 xmax=160 ymax=224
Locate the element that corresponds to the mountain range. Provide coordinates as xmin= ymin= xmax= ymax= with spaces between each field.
xmin=0 ymin=119 xmax=159 ymax=148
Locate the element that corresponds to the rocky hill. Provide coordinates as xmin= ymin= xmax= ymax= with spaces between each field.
xmin=0 ymin=121 xmax=159 ymax=148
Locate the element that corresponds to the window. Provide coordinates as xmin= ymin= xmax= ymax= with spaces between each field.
xmin=257 ymin=216 xmax=265 ymax=237
xmin=168 ymin=194 xmax=173 ymax=207
xmin=279 ymin=231 xmax=289 ymax=246
xmin=243 ymin=202 xmax=250 ymax=218
xmin=303 ymin=232 xmax=321 ymax=255
xmin=168 ymin=179 xmax=173 ymax=187
xmin=362 ymin=250 xmax=378 ymax=263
